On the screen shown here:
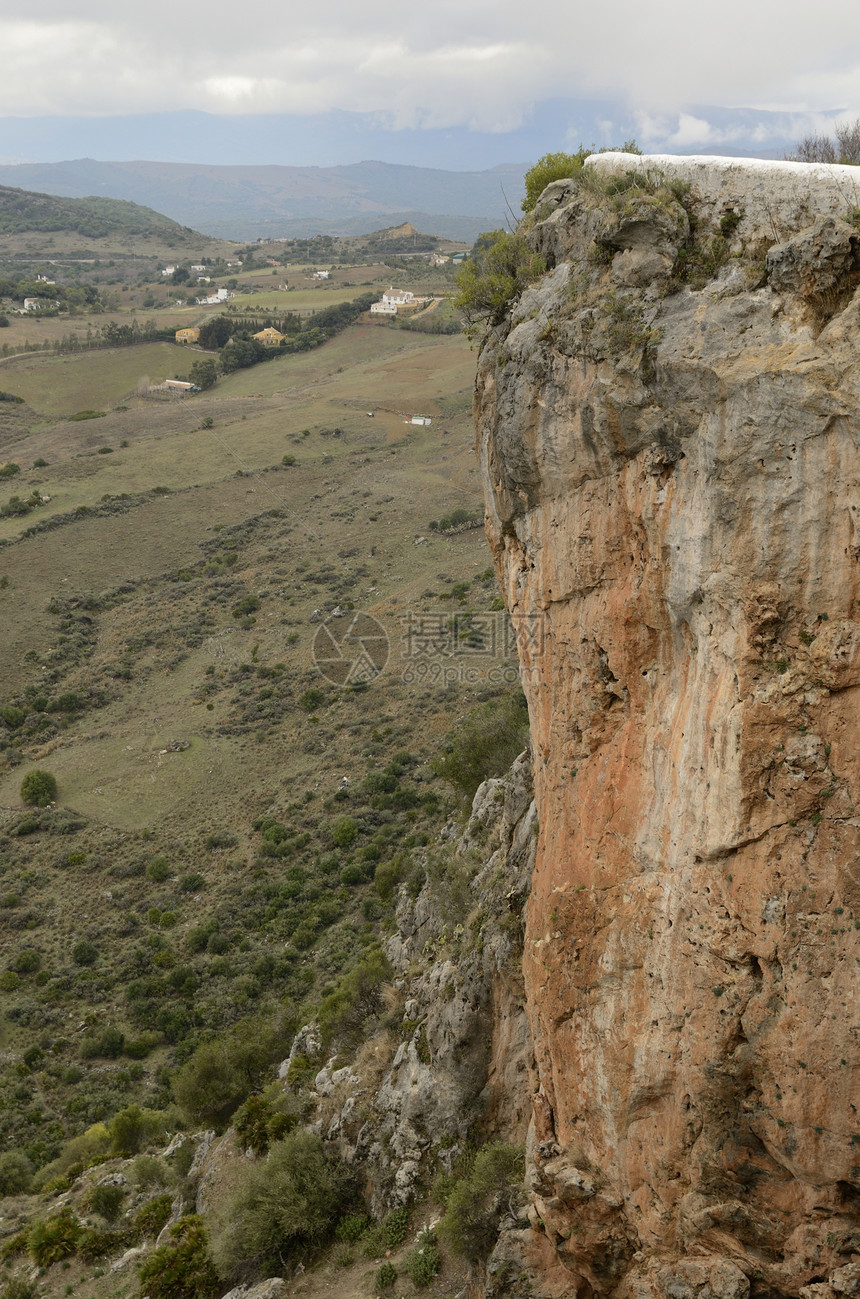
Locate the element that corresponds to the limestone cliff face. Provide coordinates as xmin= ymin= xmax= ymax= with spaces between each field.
xmin=475 ymin=156 xmax=860 ymax=1299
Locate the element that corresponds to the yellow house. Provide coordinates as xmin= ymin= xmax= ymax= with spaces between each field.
xmin=253 ymin=327 xmax=285 ymax=346
xmin=175 ymin=328 xmax=200 ymax=344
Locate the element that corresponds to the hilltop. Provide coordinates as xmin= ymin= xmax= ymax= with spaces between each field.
xmin=0 ymin=186 xmax=198 ymax=241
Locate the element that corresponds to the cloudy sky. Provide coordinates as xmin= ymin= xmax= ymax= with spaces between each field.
xmin=2 ymin=0 xmax=859 ymax=133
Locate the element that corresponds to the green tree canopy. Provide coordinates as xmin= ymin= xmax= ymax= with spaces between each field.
xmin=20 ymin=769 xmax=57 ymax=807
xmin=189 ymin=358 xmax=217 ymax=390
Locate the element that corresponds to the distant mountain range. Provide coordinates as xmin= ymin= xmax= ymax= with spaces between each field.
xmin=0 ymin=158 xmax=525 ymax=242
xmin=0 ymin=100 xmax=816 ymax=172
xmin=0 ymin=97 xmax=819 ymax=242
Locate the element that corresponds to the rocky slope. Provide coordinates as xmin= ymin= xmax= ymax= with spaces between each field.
xmin=474 ymin=155 xmax=860 ymax=1298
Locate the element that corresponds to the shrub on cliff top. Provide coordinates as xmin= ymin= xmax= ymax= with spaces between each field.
xmin=521 ymin=141 xmax=643 ymax=213
xmin=521 ymin=149 xmax=593 ymax=211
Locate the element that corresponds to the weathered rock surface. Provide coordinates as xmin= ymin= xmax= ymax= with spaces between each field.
xmin=475 ymin=155 xmax=860 ymax=1297
xmin=352 ymin=751 xmax=537 ymax=1210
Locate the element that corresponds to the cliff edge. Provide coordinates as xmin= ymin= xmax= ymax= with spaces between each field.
xmin=475 ymin=154 xmax=860 ymax=1299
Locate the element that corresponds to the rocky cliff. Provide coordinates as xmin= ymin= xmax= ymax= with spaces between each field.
xmin=474 ymin=155 xmax=860 ymax=1299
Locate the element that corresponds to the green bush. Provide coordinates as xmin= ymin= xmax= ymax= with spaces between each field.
xmin=335 ymin=1213 xmax=370 ymax=1244
xmin=189 ymin=359 xmax=217 ymax=391
xmin=438 ymin=1142 xmax=524 ymax=1259
xmin=0 ymin=1150 xmax=34 ymax=1196
xmin=137 ymin=1216 xmax=220 ymax=1299
xmin=360 ymin=1204 xmax=410 ymax=1259
xmin=80 ymin=1026 xmax=125 ymax=1059
xmin=521 ymin=149 xmax=592 ymax=212
xmin=433 ymin=691 xmax=529 ymax=799
xmin=19 ymin=769 xmax=57 ymax=807
xmin=77 ymin=1226 xmax=128 ymax=1262
xmin=317 ymin=948 xmax=392 ymax=1049
xmin=85 ymin=1183 xmax=125 ymax=1223
xmin=1 ymin=1275 xmax=37 ymax=1299
xmin=72 ymin=939 xmax=98 ymax=965
xmin=109 ymin=1104 xmax=164 ymax=1156
xmin=27 ymin=1211 xmax=80 ymax=1265
xmin=454 ymin=231 xmax=545 ymax=332
xmin=232 ymin=594 xmax=261 ymax=619
xmin=233 ymin=1093 xmax=297 ymax=1156
xmin=132 ymin=1155 xmax=170 ymax=1189
xmin=331 ymin=816 xmax=359 ymax=848
xmin=214 ymin=1130 xmax=357 ymax=1277
xmin=374 ymin=854 xmax=405 ymax=903
xmin=146 ymin=857 xmax=171 ymax=882
xmin=404 ymin=1229 xmax=441 ymax=1286
xmin=376 ymin=1261 xmax=397 ymax=1289
xmin=11 ymin=948 xmax=41 ymax=974
xmin=299 ymin=687 xmax=326 ymax=712
xmin=133 ymin=1193 xmax=174 ymax=1237
xmin=172 ymin=1015 xmax=294 ymax=1127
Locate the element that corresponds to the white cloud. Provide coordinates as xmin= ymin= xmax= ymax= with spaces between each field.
xmin=0 ymin=0 xmax=859 ymax=126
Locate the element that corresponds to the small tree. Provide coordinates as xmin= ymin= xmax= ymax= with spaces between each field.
xmin=20 ymin=769 xmax=57 ymax=807
xmin=189 ymin=359 xmax=217 ymax=391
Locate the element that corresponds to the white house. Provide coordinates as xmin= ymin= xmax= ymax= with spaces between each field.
xmin=370 ymin=300 xmax=397 ymax=315
xmin=382 ymin=288 xmax=414 ymax=306
xmin=411 ymin=415 xmax=432 ymax=426
xmin=312 ymin=270 xmax=330 ymax=280
xmin=196 ymin=287 xmax=232 ymax=305
xmin=191 ymin=264 xmax=206 ymax=273
xmin=161 ymin=265 xmax=176 ymax=277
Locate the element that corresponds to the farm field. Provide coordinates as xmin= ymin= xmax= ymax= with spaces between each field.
xmin=0 ymin=294 xmax=495 ymax=850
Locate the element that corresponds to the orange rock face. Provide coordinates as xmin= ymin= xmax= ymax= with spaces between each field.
xmin=475 ymin=156 xmax=860 ymax=1298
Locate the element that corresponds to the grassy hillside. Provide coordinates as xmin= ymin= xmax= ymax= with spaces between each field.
xmin=0 ymin=272 xmax=526 ymax=1293
xmin=0 ymin=185 xmax=197 ymax=240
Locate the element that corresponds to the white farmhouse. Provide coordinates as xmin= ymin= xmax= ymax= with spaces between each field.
xmin=382 ymin=288 xmax=414 ymax=306
xmin=370 ymin=300 xmax=397 ymax=315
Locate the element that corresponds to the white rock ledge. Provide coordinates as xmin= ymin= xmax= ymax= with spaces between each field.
xmin=584 ymin=151 xmax=860 ymax=243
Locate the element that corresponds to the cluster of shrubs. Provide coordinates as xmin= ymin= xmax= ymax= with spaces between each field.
xmin=428 ymin=506 xmax=482 ymax=532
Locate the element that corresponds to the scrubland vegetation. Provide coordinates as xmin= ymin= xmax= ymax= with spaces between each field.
xmin=0 ymin=208 xmax=529 ymax=1299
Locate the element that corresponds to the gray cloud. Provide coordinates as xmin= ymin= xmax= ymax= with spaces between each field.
xmin=1 ymin=0 xmax=858 ymax=127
